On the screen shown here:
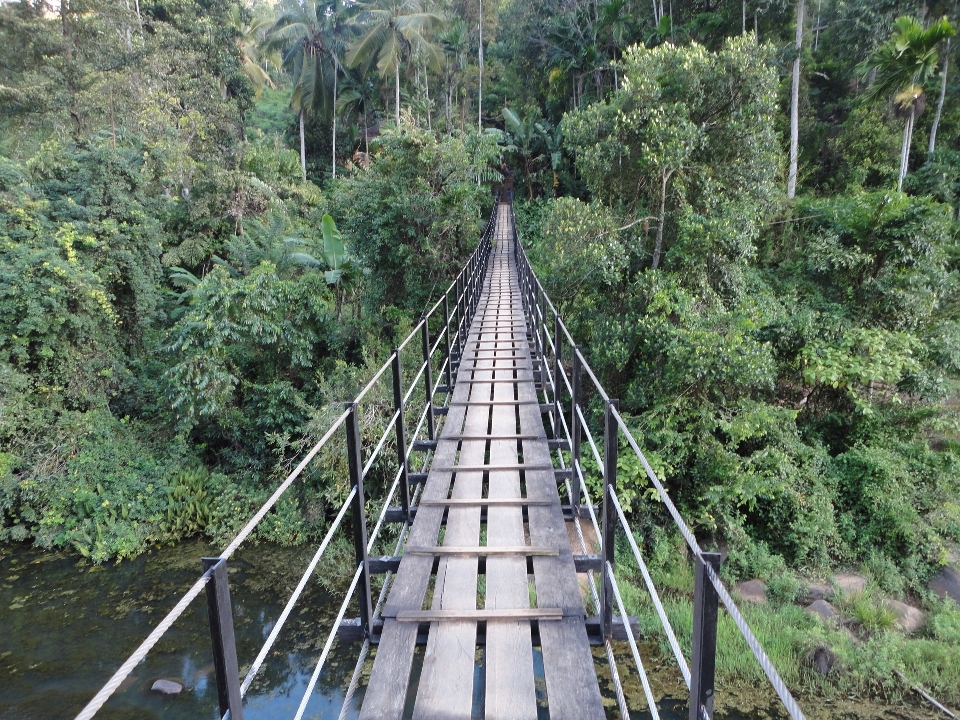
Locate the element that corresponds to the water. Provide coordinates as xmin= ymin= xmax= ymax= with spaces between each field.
xmin=0 ymin=541 xmax=939 ymax=720
xmin=0 ymin=540 xmax=365 ymax=720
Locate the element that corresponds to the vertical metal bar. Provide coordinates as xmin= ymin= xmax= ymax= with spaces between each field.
xmin=443 ymin=295 xmax=453 ymax=389
xmin=553 ymin=312 xmax=562 ymax=424
xmin=690 ymin=552 xmax=721 ymax=720
xmin=601 ymin=399 xmax=618 ymax=638
xmin=345 ymin=402 xmax=374 ymax=636
xmin=421 ymin=317 xmax=436 ymax=441
xmin=202 ymin=557 xmax=244 ymax=720
xmin=571 ymin=347 xmax=583 ymax=517
xmin=391 ymin=350 xmax=410 ymax=521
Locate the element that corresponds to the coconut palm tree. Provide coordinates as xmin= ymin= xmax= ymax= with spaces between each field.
xmin=228 ymin=6 xmax=278 ymax=99
xmin=267 ymin=0 xmax=355 ymax=179
xmin=337 ymin=67 xmax=380 ymax=155
xmin=345 ymin=0 xmax=443 ymax=126
xmin=858 ymin=16 xmax=955 ymax=190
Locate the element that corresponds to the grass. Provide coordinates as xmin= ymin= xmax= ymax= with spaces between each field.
xmin=612 ymin=533 xmax=960 ymax=706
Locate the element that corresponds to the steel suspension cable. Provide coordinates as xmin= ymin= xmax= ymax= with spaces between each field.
xmin=240 ymin=486 xmax=358 ymax=696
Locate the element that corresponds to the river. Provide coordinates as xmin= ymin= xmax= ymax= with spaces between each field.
xmin=0 ymin=541 xmax=942 ymax=720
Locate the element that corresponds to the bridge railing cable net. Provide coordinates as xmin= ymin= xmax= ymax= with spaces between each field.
xmin=508 ymin=194 xmax=807 ymax=720
xmin=74 ymin=195 xmax=502 ymax=720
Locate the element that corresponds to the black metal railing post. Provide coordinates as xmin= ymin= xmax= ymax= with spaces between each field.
xmin=202 ymin=557 xmax=244 ymax=720
xmin=345 ymin=402 xmax=374 ymax=636
xmin=553 ymin=312 xmax=562 ymax=424
xmin=571 ymin=348 xmax=583 ymax=516
xmin=601 ymin=399 xmax=618 ymax=638
xmin=443 ymin=295 xmax=453 ymax=390
xmin=421 ymin=317 xmax=436 ymax=441
xmin=690 ymin=552 xmax=721 ymax=720
xmin=391 ymin=350 xmax=411 ymax=521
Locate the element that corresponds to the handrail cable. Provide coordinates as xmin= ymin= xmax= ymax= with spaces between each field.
xmin=607 ymin=561 xmax=661 ymax=720
xmin=76 ymin=196 xmax=498 ymax=720
xmin=239 ymin=485 xmax=358 ymax=696
xmin=513 ymin=201 xmax=806 ymax=720
xmin=610 ymin=488 xmax=691 ymax=688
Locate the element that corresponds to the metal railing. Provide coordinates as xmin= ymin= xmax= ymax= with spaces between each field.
xmin=74 ymin=194 xmax=502 ymax=720
xmin=509 ymin=198 xmax=806 ymax=720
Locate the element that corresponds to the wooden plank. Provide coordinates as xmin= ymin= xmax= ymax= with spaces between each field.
xmin=417 ymin=498 xmax=551 ymax=507
xmin=484 ymin=397 xmax=538 ymax=719
xmin=359 ymin=375 xmax=477 ymax=719
xmin=394 ymin=608 xmax=561 ymax=621
xmin=518 ymin=392 xmax=606 ymax=719
xmin=405 ymin=546 xmax=559 ymax=556
xmin=410 ymin=372 xmax=489 ymax=719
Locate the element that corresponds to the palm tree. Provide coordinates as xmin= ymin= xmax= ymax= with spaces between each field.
xmin=438 ymin=20 xmax=469 ymax=134
xmin=858 ymin=16 xmax=955 ymax=190
xmin=337 ymin=67 xmax=380 ymax=155
xmin=267 ymin=0 xmax=355 ymax=180
xmin=228 ymin=7 xmax=277 ymax=99
xmin=345 ymin=0 xmax=443 ymax=126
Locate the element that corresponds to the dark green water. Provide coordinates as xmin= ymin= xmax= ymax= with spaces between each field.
xmin=0 ymin=540 xmax=364 ymax=720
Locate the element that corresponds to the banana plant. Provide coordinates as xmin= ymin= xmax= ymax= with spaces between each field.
xmin=289 ymin=214 xmax=367 ymax=320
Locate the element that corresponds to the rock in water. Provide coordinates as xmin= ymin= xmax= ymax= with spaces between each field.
xmin=151 ymin=679 xmax=183 ymax=695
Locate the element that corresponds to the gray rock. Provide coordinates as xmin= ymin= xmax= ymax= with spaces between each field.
xmin=833 ymin=573 xmax=868 ymax=596
xmin=881 ymin=598 xmax=926 ymax=633
xmin=808 ymin=646 xmax=836 ymax=676
xmin=928 ymin=566 xmax=960 ymax=604
xmin=801 ymin=582 xmax=832 ymax=604
xmin=151 ymin=679 xmax=183 ymax=695
xmin=734 ymin=579 xmax=768 ymax=604
xmin=805 ymin=599 xmax=839 ymax=623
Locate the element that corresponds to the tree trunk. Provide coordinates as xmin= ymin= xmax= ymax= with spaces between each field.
xmin=332 ymin=69 xmax=337 ymax=180
xmin=299 ymin=109 xmax=307 ymax=181
xmin=742 ymin=0 xmax=746 ymax=33
xmin=899 ymin=106 xmax=915 ymax=190
xmin=425 ymin=61 xmax=432 ymax=130
xmin=787 ymin=0 xmax=804 ymax=199
xmin=929 ymin=38 xmax=950 ymax=155
xmin=651 ymin=169 xmax=673 ymax=270
xmin=395 ymin=63 xmax=401 ymax=125
xmin=478 ymin=0 xmax=483 ymax=132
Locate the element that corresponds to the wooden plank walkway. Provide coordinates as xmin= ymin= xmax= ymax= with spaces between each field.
xmin=359 ymin=203 xmax=605 ymax=720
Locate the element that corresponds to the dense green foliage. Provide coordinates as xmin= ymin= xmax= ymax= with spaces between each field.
xmin=1 ymin=0 xmax=959 ymax=653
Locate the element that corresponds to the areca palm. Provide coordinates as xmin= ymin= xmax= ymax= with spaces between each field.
xmin=267 ymin=0 xmax=355 ymax=180
xmin=345 ymin=0 xmax=443 ymax=126
xmin=858 ymin=16 xmax=955 ymax=190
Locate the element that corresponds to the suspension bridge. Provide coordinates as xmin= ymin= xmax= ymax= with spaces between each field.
xmin=74 ymin=197 xmax=806 ymax=720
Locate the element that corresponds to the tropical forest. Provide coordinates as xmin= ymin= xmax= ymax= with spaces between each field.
xmin=2 ymin=0 xmax=960 ymax=717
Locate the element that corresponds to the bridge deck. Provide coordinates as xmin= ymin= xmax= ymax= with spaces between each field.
xmin=359 ymin=204 xmax=605 ymax=719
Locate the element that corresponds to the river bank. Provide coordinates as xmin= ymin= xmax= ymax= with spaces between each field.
xmin=1 ymin=540 xmax=956 ymax=720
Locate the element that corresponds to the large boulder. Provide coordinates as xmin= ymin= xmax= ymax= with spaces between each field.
xmin=833 ymin=574 xmax=868 ymax=596
xmin=734 ymin=579 xmax=768 ymax=604
xmin=801 ymin=581 xmax=832 ymax=604
xmin=805 ymin=599 xmax=839 ymax=623
xmin=881 ymin=599 xmax=926 ymax=633
xmin=928 ymin=566 xmax=960 ymax=604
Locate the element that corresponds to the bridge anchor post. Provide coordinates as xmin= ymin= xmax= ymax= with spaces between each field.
xmin=690 ymin=552 xmax=722 ymax=720
xmin=201 ymin=557 xmax=244 ymax=720
xmin=346 ymin=402 xmax=375 ymax=637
